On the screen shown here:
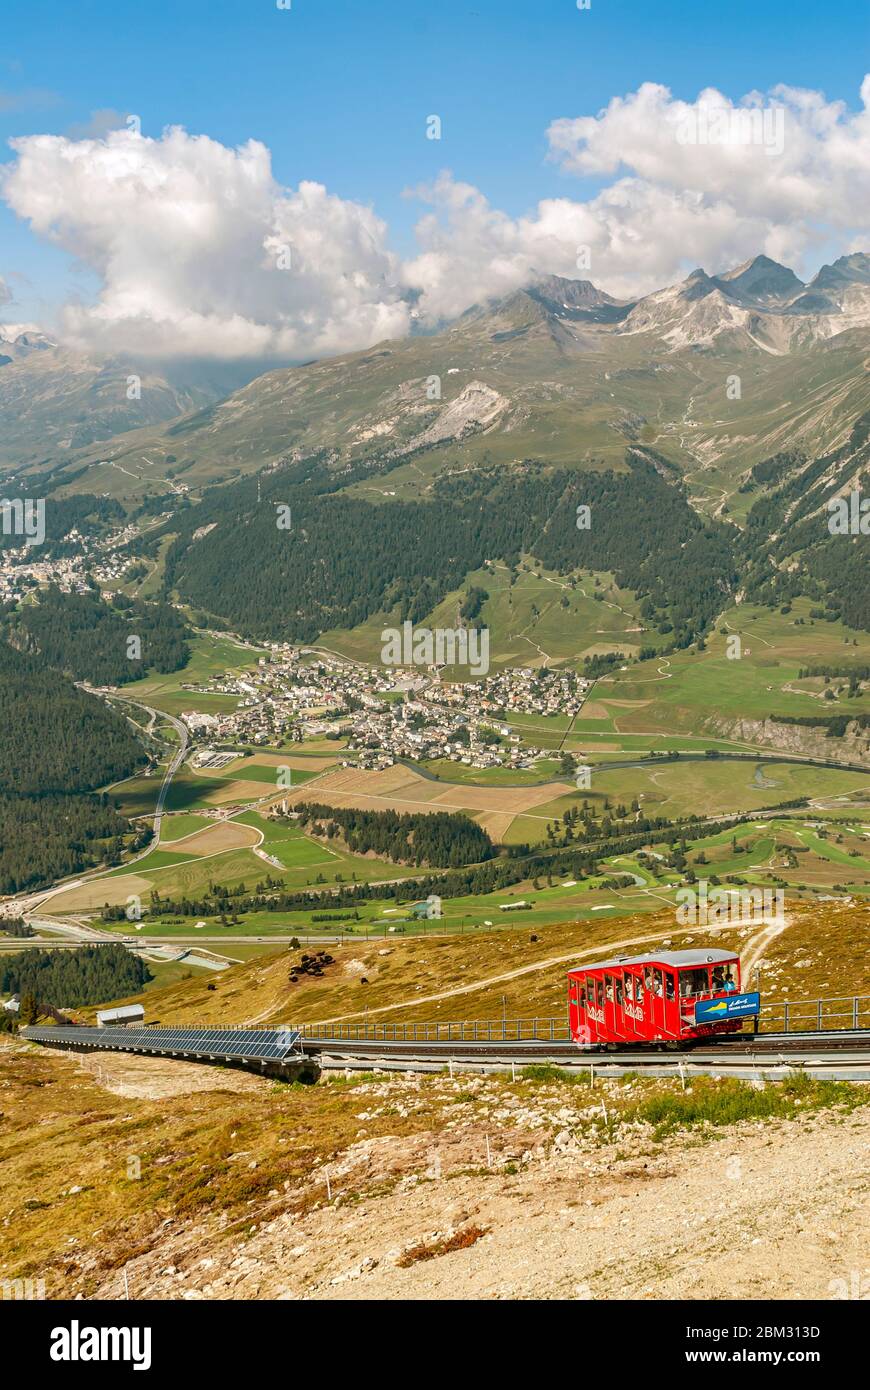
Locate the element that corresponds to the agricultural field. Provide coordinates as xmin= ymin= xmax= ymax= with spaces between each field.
xmin=585 ymin=756 xmax=869 ymax=820
xmin=43 ymin=795 xmax=419 ymax=914
xmin=157 ymin=813 xmax=213 ymax=842
xmin=283 ymin=762 xmax=576 ymax=840
xmin=105 ymin=769 xmax=165 ymax=817
xmin=118 ymin=631 xmax=267 ymax=717
xmin=564 ymin=733 xmax=772 ymax=758
xmin=591 ymin=601 xmax=870 ymax=746
xmin=208 ymin=752 xmax=332 ymax=785
xmin=275 ymin=751 xmax=870 ymax=845
xmin=72 ymin=798 xmax=870 ymax=948
xmin=137 ymin=752 xmax=337 ymax=815
xmin=420 ymin=758 xmax=564 ymax=784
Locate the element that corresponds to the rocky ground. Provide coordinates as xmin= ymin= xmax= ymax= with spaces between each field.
xmin=63 ymin=1059 xmax=870 ymax=1303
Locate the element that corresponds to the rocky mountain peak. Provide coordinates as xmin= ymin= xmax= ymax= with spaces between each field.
xmin=718 ymin=255 xmax=805 ymax=304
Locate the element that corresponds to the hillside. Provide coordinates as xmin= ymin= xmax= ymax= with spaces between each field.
xmin=102 ymin=900 xmax=870 ymax=1031
xmin=0 ymin=330 xmax=272 ymax=472
xmin=11 ymin=258 xmax=865 ymax=658
xmin=157 ymin=456 xmax=734 ymax=649
xmin=5 ymin=895 xmax=868 ymax=1301
xmin=2 ymin=1036 xmax=866 ymax=1301
xmin=29 ymin=254 xmax=870 ymax=511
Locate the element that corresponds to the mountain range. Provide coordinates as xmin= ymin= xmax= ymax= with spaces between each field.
xmin=0 ymin=327 xmax=275 ymax=474
xmin=3 ymin=253 xmax=869 ymax=524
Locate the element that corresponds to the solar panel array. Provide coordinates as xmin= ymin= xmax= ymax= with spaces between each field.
xmin=22 ymin=1024 xmax=302 ymax=1062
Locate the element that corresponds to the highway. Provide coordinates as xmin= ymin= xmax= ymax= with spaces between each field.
xmin=92 ymin=688 xmax=190 ymax=843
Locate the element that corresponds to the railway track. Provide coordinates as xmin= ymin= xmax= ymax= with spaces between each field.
xmin=22 ymin=1024 xmax=870 ymax=1082
xmin=302 ymin=1028 xmax=870 ymax=1081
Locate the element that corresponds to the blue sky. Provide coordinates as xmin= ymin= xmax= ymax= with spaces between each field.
xmin=1 ymin=0 xmax=868 ymax=337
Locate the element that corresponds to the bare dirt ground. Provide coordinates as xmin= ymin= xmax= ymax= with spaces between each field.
xmin=69 ymin=1059 xmax=868 ymax=1304
xmin=165 ymin=821 xmax=259 ymax=857
xmin=66 ymin=1049 xmax=269 ymax=1101
xmin=285 ymin=764 xmax=574 ymax=818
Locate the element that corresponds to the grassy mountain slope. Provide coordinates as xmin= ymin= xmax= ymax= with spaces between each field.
xmin=0 ymin=341 xmax=273 ymax=473
xmin=35 ymin=258 xmax=870 ymax=513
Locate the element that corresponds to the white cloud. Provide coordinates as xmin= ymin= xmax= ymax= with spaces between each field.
xmin=0 ymin=126 xmax=409 ymax=359
xmin=406 ymin=78 xmax=870 ymax=313
xmin=0 ymin=276 xmax=11 ymax=306
xmin=2 ymin=78 xmax=869 ymax=358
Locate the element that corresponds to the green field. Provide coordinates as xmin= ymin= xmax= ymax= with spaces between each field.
xmin=211 ymin=760 xmax=321 ymax=787
xmin=420 ymin=757 xmax=563 ymax=785
xmin=85 ymin=800 xmax=870 ymax=941
xmin=118 ymin=632 xmax=266 ymax=716
xmin=317 ymin=563 xmax=652 ymax=671
xmin=162 ymin=771 xmax=228 ymax=811
xmin=158 ymin=813 xmax=212 ymax=842
xmin=594 ymin=601 xmax=870 ymax=743
xmin=106 ymin=848 xmax=196 ymax=875
xmin=106 ymin=771 xmax=164 ymax=817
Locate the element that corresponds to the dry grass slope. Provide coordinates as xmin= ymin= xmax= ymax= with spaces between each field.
xmin=100 ymin=900 xmax=870 ymax=1030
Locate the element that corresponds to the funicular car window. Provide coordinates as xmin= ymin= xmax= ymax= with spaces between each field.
xmin=577 ymin=983 xmax=586 ymax=1010
xmin=665 ymin=972 xmax=675 ymax=1001
xmin=615 ymin=977 xmax=623 ymax=1006
xmin=712 ymin=963 xmax=738 ymax=992
xmin=605 ymin=975 xmax=614 ymax=1003
xmin=623 ymin=972 xmax=635 ymax=1002
xmin=679 ymin=967 xmax=710 ymax=998
xmin=651 ymin=967 xmax=663 ymax=998
xmin=596 ymin=979 xmax=604 ymax=1008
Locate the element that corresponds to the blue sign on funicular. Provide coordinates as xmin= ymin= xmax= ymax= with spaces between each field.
xmin=694 ymin=992 xmax=760 ymax=1024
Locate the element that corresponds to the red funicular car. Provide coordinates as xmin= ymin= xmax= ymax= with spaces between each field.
xmin=567 ymin=948 xmax=760 ymax=1047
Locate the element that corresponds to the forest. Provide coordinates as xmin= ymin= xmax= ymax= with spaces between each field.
xmin=295 ymin=804 xmax=495 ymax=867
xmin=0 ymin=641 xmax=145 ymax=891
xmin=3 ymin=585 xmax=190 ymax=685
xmin=0 ymin=490 xmax=124 ymax=557
xmin=0 ymin=792 xmax=132 ymax=894
xmin=739 ymin=416 xmax=870 ymax=630
xmin=139 ymin=424 xmax=870 ymax=639
xmin=0 ymin=943 xmax=151 ymax=1009
xmin=159 ymin=453 xmax=736 ymax=648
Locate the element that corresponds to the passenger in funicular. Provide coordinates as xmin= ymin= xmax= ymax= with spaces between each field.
xmin=679 ymin=967 xmax=713 ymax=999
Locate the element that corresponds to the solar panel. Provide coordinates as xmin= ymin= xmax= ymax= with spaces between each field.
xmin=22 ymin=1024 xmax=302 ymax=1063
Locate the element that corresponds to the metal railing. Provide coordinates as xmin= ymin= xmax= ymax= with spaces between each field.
xmin=297 ymin=1017 xmax=571 ymax=1043
xmin=23 ymin=994 xmax=869 ymax=1048
xmin=757 ymin=994 xmax=870 ymax=1034
xmin=297 ymin=994 xmax=870 ymax=1044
